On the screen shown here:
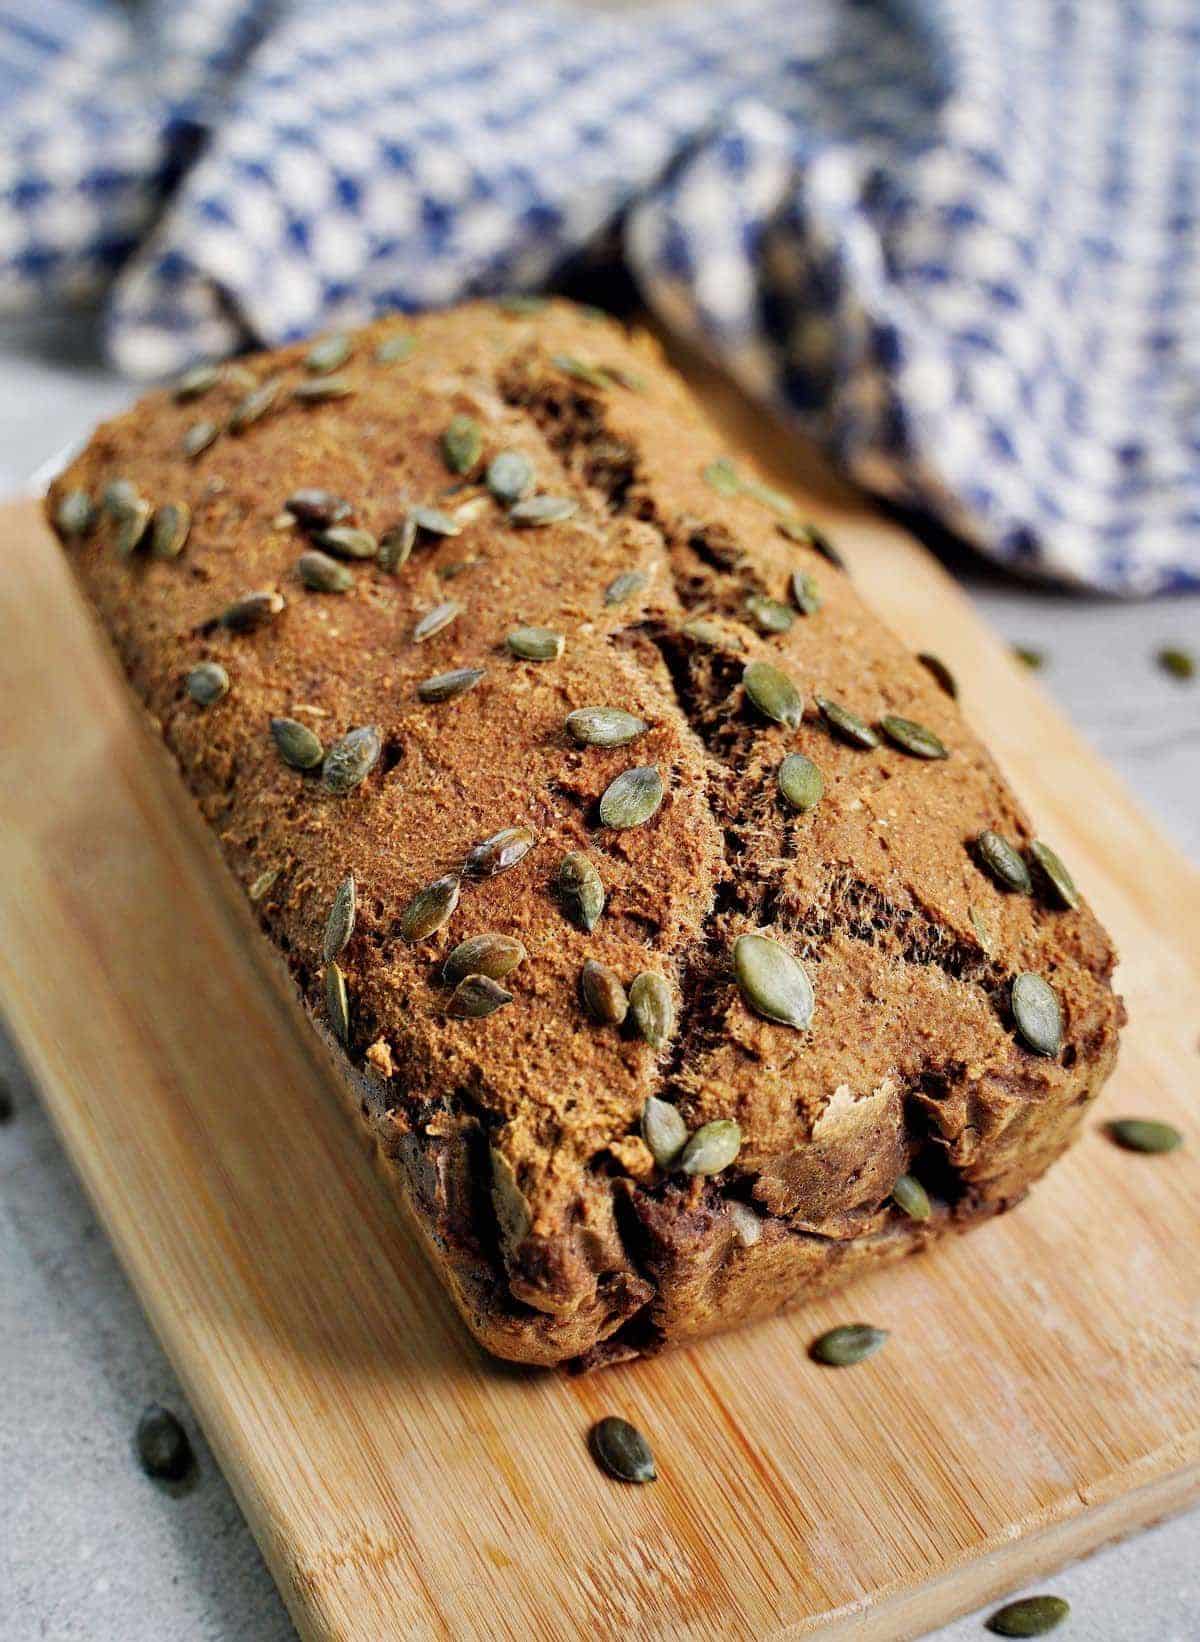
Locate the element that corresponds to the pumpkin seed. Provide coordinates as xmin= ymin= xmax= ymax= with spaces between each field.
xmin=743 ymin=660 xmax=803 ymax=728
xmin=150 ymin=501 xmax=191 ymax=559
xmin=412 ymin=600 xmax=461 ymax=644
xmin=325 ymin=961 xmax=350 ymax=1045
xmin=317 ymin=525 xmax=376 ymax=560
xmin=892 ymin=1173 xmax=931 ymax=1220
xmin=628 ymin=972 xmax=675 ymax=1049
xmin=580 ymin=959 xmax=628 ymax=1025
xmin=378 ymin=517 xmax=417 ymax=571
xmin=182 ymin=419 xmax=219 ymax=459
xmin=557 ymin=852 xmax=604 ymax=932
xmin=305 ymin=333 xmax=352 ymax=374
xmin=442 ymin=413 xmax=483 ymax=474
xmin=443 ymin=933 xmax=526 ymax=987
xmin=565 ymin=706 xmax=648 ymax=747
xmin=976 ymin=830 xmax=1032 ymax=893
xmin=727 ymin=1201 xmax=762 ymax=1248
xmin=917 ymin=651 xmax=958 ymax=698
xmin=400 ymin=873 xmax=461 ymax=942
xmin=292 ymin=375 xmax=354 ymax=403
xmin=601 ymin=569 xmax=645 ymax=607
xmin=680 ymin=1119 xmax=742 ymax=1176
xmin=702 ymin=457 xmax=741 ymax=496
xmin=464 ymin=826 xmax=534 ymax=878
xmin=879 ymin=714 xmax=948 ymax=759
xmin=1106 ymin=1118 xmax=1182 ymax=1155
xmin=682 ymin=615 xmax=741 ymax=650
xmin=114 ymin=497 xmax=151 ymax=558
xmin=1030 ymin=841 xmax=1080 ymax=909
xmin=448 ymin=974 xmax=514 ymax=1019
xmin=218 ymin=589 xmax=285 ymax=632
xmin=810 ymin=1324 xmax=888 ymax=1366
xmin=496 ymin=294 xmax=548 ymax=315
xmin=790 ymin=569 xmax=821 ymax=614
xmin=817 ymin=697 xmax=879 ymax=748
xmin=55 ymin=489 xmax=95 ymax=537
xmin=599 ymin=765 xmax=663 ymax=829
xmin=641 ymin=1096 xmax=687 ymax=1168
xmin=228 ymin=379 xmax=280 ymax=432
xmin=733 ymin=932 xmax=814 ymax=1030
xmin=509 ymin=494 xmax=578 ymax=527
xmin=745 ymin=593 xmax=795 ymax=634
xmin=271 ymin=716 xmax=324 ymax=770
xmin=1013 ymin=646 xmax=1046 ymax=671
xmin=410 ymin=504 xmax=461 ymax=538
xmin=778 ymin=517 xmax=846 ymax=569
xmin=418 ymin=667 xmax=486 ymax=703
xmin=1011 ymin=972 xmax=1062 ymax=1056
xmin=186 ymin=661 xmax=229 ymax=706
xmin=323 ymin=873 xmax=356 ymax=963
xmin=102 ymin=478 xmax=139 ymax=517
xmin=298 ymin=549 xmax=354 ymax=593
xmin=136 ymin=1404 xmax=193 ymax=1482
xmin=552 ymin=354 xmax=612 ymax=388
xmin=174 ymin=363 xmax=220 ymax=402
xmin=777 ymin=753 xmax=823 ymax=812
xmin=321 ymin=724 xmax=382 ymax=794
xmin=1157 ymin=645 xmax=1195 ymax=681
xmin=507 ymin=625 xmax=564 ymax=661
xmin=248 ymin=867 xmax=280 ymax=903
xmin=985 ymin=1595 xmax=1069 ymax=1637
xmin=740 ymin=475 xmax=795 ymax=514
xmin=969 ymin=906 xmax=995 ymax=955
xmin=374 ymin=332 xmax=415 ymax=364
xmin=590 ymin=1416 xmax=656 ymax=1484
xmin=486 ymin=449 xmax=534 ymax=502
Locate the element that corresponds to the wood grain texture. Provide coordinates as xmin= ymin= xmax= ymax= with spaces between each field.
xmin=1 ymin=379 xmax=1198 ymax=1642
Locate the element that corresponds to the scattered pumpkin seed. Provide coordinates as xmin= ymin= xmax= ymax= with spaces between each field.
xmin=917 ymin=651 xmax=958 ymax=698
xmin=599 ymin=765 xmax=663 ymax=829
xmin=496 ymin=294 xmax=548 ymax=315
xmin=745 ymin=593 xmax=795 ymax=634
xmin=702 ymin=457 xmax=741 ymax=496
xmin=507 ymin=625 xmax=565 ymax=661
xmin=682 ymin=615 xmax=740 ymax=650
xmin=248 ymin=867 xmax=281 ymax=903
xmin=102 ymin=478 xmax=139 ymax=517
xmin=590 ymin=1416 xmax=656 ymax=1484
xmin=985 ymin=1595 xmax=1069 ymax=1637
xmin=323 ymin=873 xmax=356 ymax=963
xmin=400 ymin=873 xmax=461 ymax=942
xmin=509 ymin=494 xmax=578 ymax=527
xmin=136 ymin=1404 xmax=193 ymax=1482
xmin=778 ymin=517 xmax=847 ymax=569
xmin=298 ymin=548 xmax=354 ymax=593
xmin=305 ymin=333 xmax=352 ymax=374
xmin=317 ymin=525 xmax=377 ymax=560
xmin=641 ymin=1096 xmax=687 ymax=1169
xmin=217 ymin=589 xmax=285 ymax=632
xmin=271 ymin=716 xmax=324 ymax=770
xmin=150 ymin=501 xmax=191 ymax=559
xmin=777 ymin=753 xmax=823 ymax=813
xmin=374 ymin=332 xmax=416 ymax=364
xmin=464 ymin=825 xmax=534 ymax=878
xmin=443 ymin=934 xmax=527 ymax=987
xmin=378 ymin=517 xmax=417 ymax=571
xmin=55 ymin=489 xmax=95 ymax=537
xmin=968 ymin=905 xmax=995 ymax=955
xmin=680 ymin=1119 xmax=742 ymax=1177
xmin=975 ymin=829 xmax=1032 ymax=893
xmin=486 ymin=449 xmax=534 ymax=502
xmin=580 ymin=959 xmax=629 ymax=1025
xmin=442 ymin=413 xmax=483 ymax=474
xmin=321 ymin=724 xmax=382 ymax=794
xmin=1012 ymin=646 xmax=1045 ymax=671
xmin=410 ymin=504 xmax=462 ymax=537
xmin=604 ymin=569 xmax=648 ymax=606
xmin=810 ymin=1324 xmax=888 ymax=1366
xmin=418 ymin=667 xmax=486 ymax=703
xmin=1030 ymin=840 xmax=1080 ymax=909
xmin=1106 ymin=1118 xmax=1182 ymax=1154
xmin=228 ymin=379 xmax=280 ymax=432
xmin=1011 ymin=972 xmax=1062 ymax=1056
xmin=174 ymin=363 xmax=220 ymax=402
xmin=413 ymin=600 xmax=463 ymax=643
xmin=817 ymin=697 xmax=879 ymax=748
xmin=186 ymin=661 xmax=229 ymax=706
xmin=114 ymin=497 xmax=152 ymax=558
xmin=740 ymin=475 xmax=795 ymax=514
xmin=733 ymin=932 xmax=815 ymax=1030
xmin=1157 ymin=645 xmax=1195 ymax=680
xmin=892 ymin=1173 xmax=932 ymax=1220
xmin=743 ymin=659 xmax=804 ymax=728
xmin=552 ymin=354 xmax=611 ymax=388
xmin=182 ymin=419 xmax=219 ymax=459
xmin=790 ymin=569 xmax=821 ymax=615
xmin=879 ymin=714 xmax=948 ymax=759
xmin=292 ymin=374 xmax=354 ymax=403
xmin=565 ymin=706 xmax=648 ymax=747
xmin=557 ymin=852 xmax=604 ymax=932
xmin=448 ymin=974 xmax=514 ymax=1019
xmin=325 ymin=961 xmax=350 ymax=1045
xmin=628 ymin=973 xmax=675 ymax=1049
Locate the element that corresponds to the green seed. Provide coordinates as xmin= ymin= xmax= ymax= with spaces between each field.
xmin=580 ymin=959 xmax=628 ymax=1026
xmin=417 ymin=667 xmax=486 ymax=703
xmin=292 ymin=375 xmax=354 ymax=403
xmin=102 ymin=478 xmax=139 ymax=517
xmin=323 ymin=873 xmax=357 ymax=963
xmin=552 ymin=354 xmax=611 ymax=388
xmin=1011 ymin=972 xmax=1062 ymax=1056
xmin=1013 ymin=646 xmax=1046 ymax=671
xmin=778 ymin=518 xmax=847 ymax=569
xmin=743 ymin=660 xmax=803 ymax=728
xmin=321 ymin=725 xmax=382 ymax=794
xmin=325 ymin=961 xmax=350 ymax=1046
xmin=917 ymin=651 xmax=958 ymax=698
xmin=486 ymin=449 xmax=534 ymax=502
xmin=892 ymin=1173 xmax=931 ymax=1220
xmin=1030 ymin=840 xmax=1080 ymax=910
xmin=217 ymin=589 xmax=285 ymax=632
xmin=777 ymin=753 xmax=823 ymax=813
xmin=114 ymin=497 xmax=152 ymax=558
xmin=809 ymin=1324 xmax=888 ymax=1366
xmin=740 ymin=476 xmax=795 ymax=515
xmin=790 ymin=570 xmax=821 ymax=615
xmin=682 ymin=615 xmax=742 ymax=651
xmin=507 ymin=625 xmax=564 ymax=661
xmin=628 ymin=973 xmax=675 ymax=1049
xmin=150 ymin=501 xmax=191 ymax=559
xmin=985 ymin=1595 xmax=1070 ymax=1637
xmin=463 ymin=826 xmax=534 ymax=878
xmin=702 ymin=457 xmax=741 ymax=496
xmin=448 ymin=974 xmax=514 ymax=1019
xmin=565 ymin=706 xmax=648 ymax=747
xmin=136 ymin=1404 xmax=193 ymax=1481
xmin=599 ymin=765 xmax=663 ymax=829
xmin=374 ymin=333 xmax=416 ymax=364
xmin=641 ymin=1096 xmax=688 ymax=1169
xmin=509 ymin=494 xmax=578 ymax=527
xmin=976 ymin=830 xmax=1032 ymax=893
xmin=744 ymin=593 xmax=795 ymax=635
xmin=271 ymin=716 xmax=324 ymax=770
xmin=604 ymin=569 xmax=648 ymax=606
xmin=55 ymin=489 xmax=95 ymax=537
xmin=442 ymin=413 xmax=483 ymax=474
xmin=443 ymin=933 xmax=527 ymax=987
xmin=1157 ymin=646 xmax=1195 ymax=681
xmin=1106 ymin=1118 xmax=1182 ymax=1155
xmin=378 ymin=518 xmax=416 ymax=571
xmin=186 ymin=661 xmax=229 ymax=706
xmin=305 ymin=333 xmax=352 ymax=374
xmin=409 ymin=504 xmax=462 ymax=538
xmin=399 ymin=873 xmax=461 ymax=942
xmin=680 ymin=1119 xmax=742 ymax=1177
xmin=174 ymin=363 xmax=220 ymax=402
xmin=733 ymin=932 xmax=814 ymax=1030
xmin=413 ymin=600 xmax=463 ymax=643
xmin=182 ymin=419 xmax=219 ymax=459
xmin=879 ymin=714 xmax=948 ymax=759
xmin=557 ymin=852 xmax=604 ymax=932
xmin=298 ymin=549 xmax=354 ymax=593
xmin=317 ymin=525 xmax=377 ymax=560
xmin=817 ymin=697 xmax=879 ymax=748
xmin=496 ymin=294 xmax=548 ymax=315
xmin=590 ymin=1416 xmax=656 ymax=1484
xmin=228 ymin=379 xmax=280 ymax=432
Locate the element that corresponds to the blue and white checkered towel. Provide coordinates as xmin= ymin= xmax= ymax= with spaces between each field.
xmin=3 ymin=0 xmax=1198 ymax=594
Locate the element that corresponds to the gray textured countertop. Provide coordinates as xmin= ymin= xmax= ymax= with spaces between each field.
xmin=1 ymin=314 xmax=1197 ymax=1641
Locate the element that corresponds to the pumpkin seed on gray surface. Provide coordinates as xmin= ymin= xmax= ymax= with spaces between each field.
xmin=185 ymin=661 xmax=229 ymax=707
xmin=985 ymin=1595 xmax=1069 ymax=1637
xmin=486 ymin=449 xmax=534 ymax=502
xmin=816 ymin=697 xmax=879 ymax=748
xmin=410 ymin=504 xmax=462 ymax=537
xmin=641 ymin=1096 xmax=687 ymax=1169
xmin=879 ymin=714 xmax=948 ymax=759
xmin=892 ymin=1173 xmax=932 ymax=1221
xmin=790 ymin=569 xmax=821 ymax=615
xmin=506 ymin=625 xmax=565 ymax=661
xmin=55 ymin=489 xmax=95 ymax=537
xmin=150 ymin=501 xmax=191 ymax=559
xmin=680 ymin=1119 xmax=742 ymax=1177
xmin=417 ymin=667 xmax=486 ymax=703
xmin=317 ymin=525 xmax=377 ymax=560
xmin=565 ymin=706 xmax=648 ymax=747
xmin=321 ymin=724 xmax=382 ymax=794
xmin=447 ymin=974 xmax=514 ymax=1019
xmin=590 ymin=1417 xmax=656 ymax=1484
xmin=599 ymin=765 xmax=663 ymax=829
xmin=292 ymin=375 xmax=355 ymax=403
xmin=174 ymin=363 xmax=220 ymax=402
xmin=810 ymin=1324 xmax=888 ymax=1366
xmin=976 ymin=829 xmax=1032 ymax=893
xmin=580 ymin=959 xmax=628 ymax=1026
xmin=136 ymin=1405 xmax=193 ymax=1482
xmin=557 ymin=852 xmax=604 ymax=932
xmin=378 ymin=518 xmax=417 ymax=572
xmin=1012 ymin=645 xmax=1046 ymax=671
xmin=399 ymin=873 xmax=461 ymax=942
xmin=443 ymin=934 xmax=527 ymax=987
xmin=324 ymin=962 xmax=350 ymax=1045
xmin=1011 ymin=972 xmax=1062 ymax=1056
xmin=182 ymin=419 xmax=219 ymax=459
xmin=442 ymin=413 xmax=483 ymax=474
xmin=298 ymin=549 xmax=355 ymax=593
xmin=733 ymin=932 xmax=814 ymax=1030
xmin=374 ymin=332 xmax=416 ymax=363
xmin=744 ymin=593 xmax=795 ymax=634
xmin=917 ymin=651 xmax=958 ymax=698
xmin=464 ymin=826 xmax=534 ymax=878
xmin=228 ymin=379 xmax=280 ymax=432
xmin=1106 ymin=1118 xmax=1182 ymax=1155
xmin=777 ymin=753 xmax=823 ymax=813
xmin=305 ymin=332 xmax=352 ymax=374
xmin=604 ymin=569 xmax=648 ymax=606
xmin=743 ymin=659 xmax=803 ymax=728
xmin=218 ymin=589 xmax=285 ymax=632
xmin=1029 ymin=840 xmax=1080 ymax=909
xmin=628 ymin=972 xmax=675 ymax=1049
xmin=271 ymin=716 xmax=324 ymax=770
xmin=509 ymin=494 xmax=578 ymax=527
xmin=113 ymin=497 xmax=152 ymax=558
xmin=1157 ymin=645 xmax=1195 ymax=680
xmin=413 ymin=600 xmax=463 ymax=643
xmin=777 ymin=517 xmax=847 ymax=569
xmin=323 ymin=873 xmax=357 ymax=963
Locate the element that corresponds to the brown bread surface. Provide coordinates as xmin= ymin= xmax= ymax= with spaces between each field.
xmin=47 ymin=301 xmax=1123 ymax=1369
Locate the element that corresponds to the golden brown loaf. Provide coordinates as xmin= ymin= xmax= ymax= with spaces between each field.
xmin=47 ymin=300 xmax=1123 ymax=1369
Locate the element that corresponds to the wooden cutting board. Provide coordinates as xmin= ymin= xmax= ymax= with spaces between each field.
xmin=1 ymin=369 xmax=1197 ymax=1640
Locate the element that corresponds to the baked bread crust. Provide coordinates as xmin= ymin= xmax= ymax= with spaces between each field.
xmin=47 ymin=300 xmax=1123 ymax=1368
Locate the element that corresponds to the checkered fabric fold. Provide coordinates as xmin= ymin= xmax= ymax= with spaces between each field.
xmin=2 ymin=0 xmax=1197 ymax=592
